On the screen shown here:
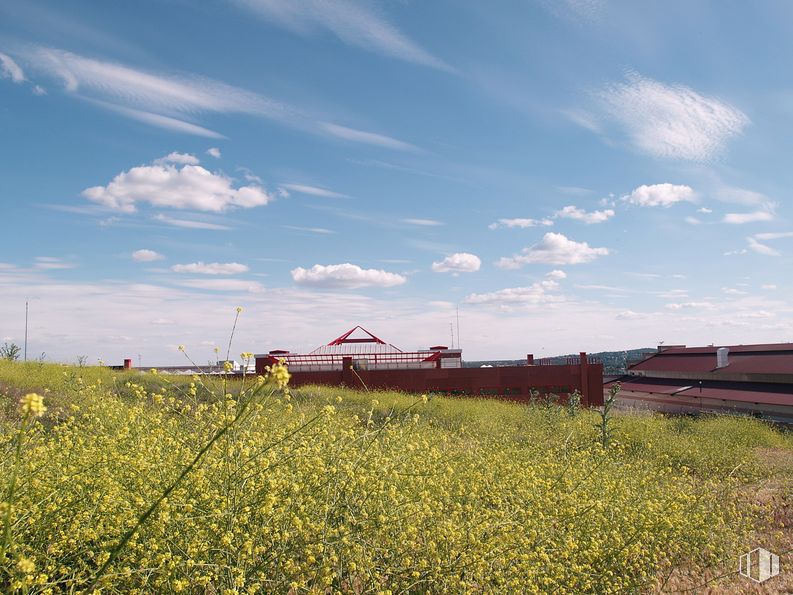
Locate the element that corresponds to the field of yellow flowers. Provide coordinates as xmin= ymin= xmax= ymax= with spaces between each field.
xmin=1 ymin=357 xmax=791 ymax=593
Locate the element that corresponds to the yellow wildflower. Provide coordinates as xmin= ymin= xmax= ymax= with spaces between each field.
xmin=20 ymin=393 xmax=46 ymax=417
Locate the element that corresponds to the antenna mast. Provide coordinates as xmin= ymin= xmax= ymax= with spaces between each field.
xmin=456 ymin=304 xmax=460 ymax=350
xmin=24 ymin=299 xmax=29 ymax=362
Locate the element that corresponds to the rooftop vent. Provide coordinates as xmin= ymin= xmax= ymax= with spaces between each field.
xmin=716 ymin=347 xmax=729 ymax=369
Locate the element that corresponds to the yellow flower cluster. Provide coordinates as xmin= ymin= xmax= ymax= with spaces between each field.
xmin=19 ymin=393 xmax=46 ymax=417
xmin=0 ymin=358 xmax=790 ymax=593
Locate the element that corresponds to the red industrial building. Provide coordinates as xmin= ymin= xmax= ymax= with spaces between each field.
xmin=608 ymin=343 xmax=793 ymax=423
xmin=255 ymin=326 xmax=604 ymax=407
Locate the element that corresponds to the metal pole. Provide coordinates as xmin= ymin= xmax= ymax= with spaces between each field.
xmin=456 ymin=304 xmax=460 ymax=350
xmin=24 ymin=299 xmax=28 ymax=362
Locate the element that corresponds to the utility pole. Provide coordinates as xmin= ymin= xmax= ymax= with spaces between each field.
xmin=24 ymin=299 xmax=28 ymax=362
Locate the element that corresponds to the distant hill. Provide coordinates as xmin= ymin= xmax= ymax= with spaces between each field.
xmin=464 ymin=348 xmax=656 ymax=376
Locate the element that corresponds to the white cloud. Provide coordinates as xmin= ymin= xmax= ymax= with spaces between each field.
xmin=291 ymin=263 xmax=406 ymax=289
xmin=747 ymin=237 xmax=779 ymax=256
xmin=18 ymin=46 xmax=412 ymax=149
xmin=685 ymin=216 xmax=701 ymax=225
xmin=153 ymin=214 xmax=232 ymax=230
xmin=175 ymin=279 xmax=264 ymax=292
xmin=402 ymin=218 xmax=444 ymax=227
xmin=431 ymin=253 xmax=481 ymax=274
xmin=762 ymin=284 xmax=777 ymax=290
xmin=229 ymin=0 xmax=452 ymax=71
xmin=280 ymin=183 xmax=349 ymax=198
xmin=282 ymin=225 xmax=335 ymax=234
xmin=319 ymin=122 xmax=418 ymax=152
xmin=0 ymin=51 xmax=25 ymax=82
xmin=488 ymin=218 xmax=554 ymax=230
xmin=547 ymin=270 xmax=567 ymax=280
xmin=34 ymin=257 xmax=75 ymax=270
xmin=132 ymin=249 xmax=164 ymax=262
xmin=464 ymin=277 xmax=563 ymax=306
xmin=555 ymin=205 xmax=614 ymax=224
xmin=754 ymin=232 xmax=793 ymax=240
xmin=665 ymin=302 xmax=715 ymax=310
xmin=207 ymin=147 xmax=222 ymax=158
xmin=697 ymin=207 xmax=713 ymax=214
xmin=723 ymin=211 xmax=774 ymax=224
xmin=171 ymin=262 xmax=249 ymax=275
xmin=623 ymin=183 xmax=696 ymax=207
xmin=496 ymin=233 xmax=609 ymax=268
xmin=83 ymin=158 xmax=272 ymax=213
xmin=154 ymin=152 xmax=200 ymax=165
xmin=595 ymin=72 xmax=748 ymax=160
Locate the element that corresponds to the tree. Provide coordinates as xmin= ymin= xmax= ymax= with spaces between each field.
xmin=0 ymin=342 xmax=22 ymax=361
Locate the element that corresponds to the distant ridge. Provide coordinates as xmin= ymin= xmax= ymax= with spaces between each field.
xmin=464 ymin=348 xmax=656 ymax=376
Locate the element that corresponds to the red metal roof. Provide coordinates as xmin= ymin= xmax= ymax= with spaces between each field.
xmin=629 ymin=344 xmax=793 ymax=376
xmin=612 ymin=377 xmax=793 ymax=407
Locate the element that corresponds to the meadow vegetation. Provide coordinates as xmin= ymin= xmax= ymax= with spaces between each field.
xmin=0 ymin=354 xmax=791 ymax=593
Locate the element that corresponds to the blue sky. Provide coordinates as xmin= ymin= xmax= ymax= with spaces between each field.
xmin=1 ymin=0 xmax=792 ymax=364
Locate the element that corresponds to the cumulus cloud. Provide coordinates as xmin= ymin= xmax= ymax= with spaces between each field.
xmin=0 ymin=52 xmax=25 ymax=82
xmin=291 ymin=263 xmax=406 ymax=289
xmin=464 ymin=272 xmax=565 ymax=306
xmin=623 ymin=183 xmax=696 ymax=207
xmin=697 ymin=207 xmax=713 ymax=214
xmin=280 ymin=183 xmax=349 ymax=198
xmin=206 ymin=147 xmax=221 ymax=158
xmin=595 ymin=72 xmax=748 ymax=160
xmin=665 ymin=302 xmax=715 ymax=310
xmin=171 ymin=262 xmax=249 ymax=275
xmin=496 ymin=233 xmax=609 ymax=268
xmin=555 ymin=205 xmax=614 ymax=224
xmin=154 ymin=152 xmax=200 ymax=165
xmin=132 ymin=249 xmax=164 ymax=262
xmin=488 ymin=218 xmax=554 ymax=230
xmin=723 ymin=211 xmax=774 ymax=224
xmin=229 ymin=0 xmax=452 ymax=71
xmin=82 ymin=158 xmax=272 ymax=213
xmin=431 ymin=253 xmax=481 ymax=274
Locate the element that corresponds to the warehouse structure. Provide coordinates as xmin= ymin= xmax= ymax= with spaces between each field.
xmin=608 ymin=343 xmax=793 ymax=423
xmin=255 ymin=326 xmax=604 ymax=407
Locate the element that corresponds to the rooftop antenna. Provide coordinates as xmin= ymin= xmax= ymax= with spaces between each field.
xmin=24 ymin=299 xmax=28 ymax=362
xmin=450 ymin=322 xmax=454 ymax=349
xmin=456 ymin=304 xmax=461 ymax=350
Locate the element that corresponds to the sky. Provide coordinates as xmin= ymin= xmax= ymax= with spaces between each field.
xmin=1 ymin=0 xmax=793 ymax=365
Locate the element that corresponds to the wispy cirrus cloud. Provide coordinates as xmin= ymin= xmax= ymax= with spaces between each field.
xmin=7 ymin=46 xmax=416 ymax=149
xmin=722 ymin=211 xmax=775 ymax=224
xmin=464 ymin=271 xmax=565 ymax=306
xmin=588 ymin=72 xmax=748 ymax=161
xmin=280 ymin=183 xmax=349 ymax=198
xmin=0 ymin=51 xmax=25 ymax=82
xmin=153 ymin=214 xmax=233 ymax=230
xmin=229 ymin=0 xmax=453 ymax=72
